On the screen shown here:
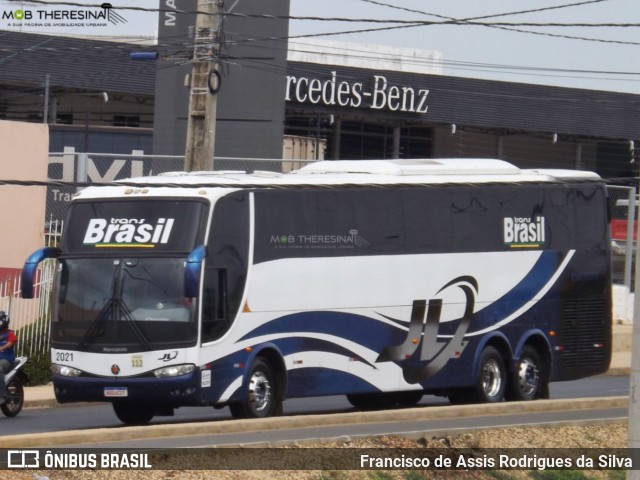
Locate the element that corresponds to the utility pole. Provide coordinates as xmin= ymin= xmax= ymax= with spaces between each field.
xmin=184 ymin=0 xmax=222 ymax=172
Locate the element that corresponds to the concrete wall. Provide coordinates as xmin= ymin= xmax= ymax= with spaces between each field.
xmin=0 ymin=120 xmax=48 ymax=279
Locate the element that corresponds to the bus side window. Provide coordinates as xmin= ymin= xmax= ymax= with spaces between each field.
xmin=202 ymin=268 xmax=229 ymax=342
xmin=201 ymin=192 xmax=249 ymax=344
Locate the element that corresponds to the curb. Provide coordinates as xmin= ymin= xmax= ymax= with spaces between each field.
xmin=606 ymin=367 xmax=631 ymax=377
xmin=6 ymin=396 xmax=629 ymax=448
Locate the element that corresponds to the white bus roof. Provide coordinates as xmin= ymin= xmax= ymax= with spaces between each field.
xmin=74 ymin=159 xmax=602 ymax=200
xmin=296 ymin=159 xmax=520 ymax=176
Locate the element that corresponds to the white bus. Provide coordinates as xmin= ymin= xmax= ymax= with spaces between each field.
xmin=22 ymin=159 xmax=612 ymax=425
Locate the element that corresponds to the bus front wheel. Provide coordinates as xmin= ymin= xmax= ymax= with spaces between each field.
xmin=229 ymin=358 xmax=282 ymax=419
xmin=112 ymin=402 xmax=155 ymax=425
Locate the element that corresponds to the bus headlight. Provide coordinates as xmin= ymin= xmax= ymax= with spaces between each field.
xmin=51 ymin=364 xmax=82 ymax=377
xmin=153 ymin=364 xmax=196 ymax=378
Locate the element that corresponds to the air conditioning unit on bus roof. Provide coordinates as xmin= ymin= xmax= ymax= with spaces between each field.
xmin=294 ymin=159 xmax=521 ymax=176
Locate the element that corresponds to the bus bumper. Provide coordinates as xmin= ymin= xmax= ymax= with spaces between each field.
xmin=52 ymin=371 xmax=202 ymax=406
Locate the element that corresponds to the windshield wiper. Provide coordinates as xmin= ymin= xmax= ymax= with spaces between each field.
xmin=78 ymin=297 xmax=152 ymax=351
xmin=78 ymin=260 xmax=153 ymax=351
xmin=78 ymin=298 xmax=114 ymax=349
xmin=118 ymin=299 xmax=152 ymax=351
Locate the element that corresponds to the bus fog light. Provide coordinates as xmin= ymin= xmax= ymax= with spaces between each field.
xmin=153 ymin=364 xmax=196 ymax=378
xmin=51 ymin=364 xmax=82 ymax=377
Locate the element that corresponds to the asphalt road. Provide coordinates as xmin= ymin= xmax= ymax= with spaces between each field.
xmin=0 ymin=375 xmax=629 ymax=447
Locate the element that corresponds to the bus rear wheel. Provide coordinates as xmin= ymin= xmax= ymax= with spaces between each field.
xmin=229 ymin=358 xmax=282 ymax=419
xmin=346 ymin=390 xmax=422 ymax=410
xmin=393 ymin=390 xmax=423 ymax=407
xmin=346 ymin=392 xmax=397 ymax=410
xmin=471 ymin=346 xmax=506 ymax=403
xmin=447 ymin=390 xmax=470 ymax=405
xmin=507 ymin=345 xmax=547 ymax=401
xmin=112 ymin=402 xmax=155 ymax=425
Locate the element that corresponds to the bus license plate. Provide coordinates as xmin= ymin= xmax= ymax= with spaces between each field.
xmin=104 ymin=387 xmax=128 ymax=398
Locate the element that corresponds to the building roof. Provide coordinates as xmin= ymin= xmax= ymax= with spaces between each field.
xmin=3 ymin=31 xmax=640 ymax=141
xmin=0 ymin=31 xmax=155 ymax=95
xmin=288 ymin=39 xmax=443 ymax=75
xmin=285 ymin=60 xmax=640 ymax=140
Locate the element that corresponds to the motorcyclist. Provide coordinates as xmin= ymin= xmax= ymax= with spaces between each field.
xmin=0 ymin=311 xmax=17 ymax=405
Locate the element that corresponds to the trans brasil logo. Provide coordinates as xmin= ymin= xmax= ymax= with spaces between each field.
xmin=83 ymin=218 xmax=175 ymax=248
xmin=503 ymin=216 xmax=546 ymax=248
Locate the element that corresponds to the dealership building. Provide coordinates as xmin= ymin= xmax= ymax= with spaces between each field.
xmin=1 ymin=17 xmax=640 ymax=181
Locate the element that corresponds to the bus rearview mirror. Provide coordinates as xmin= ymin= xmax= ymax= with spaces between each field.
xmin=21 ymin=247 xmax=61 ymax=299
xmin=184 ymin=245 xmax=207 ymax=298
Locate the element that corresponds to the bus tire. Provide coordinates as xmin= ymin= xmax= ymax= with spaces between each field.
xmin=230 ymin=358 xmax=282 ymax=419
xmin=346 ymin=392 xmax=398 ymax=410
xmin=507 ymin=345 xmax=547 ymax=401
xmin=472 ymin=346 xmax=506 ymax=403
xmin=112 ymin=402 xmax=155 ymax=425
xmin=448 ymin=389 xmax=471 ymax=405
xmin=393 ymin=390 xmax=423 ymax=407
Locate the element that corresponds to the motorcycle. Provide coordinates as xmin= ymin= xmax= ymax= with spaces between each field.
xmin=2 ymin=356 xmax=28 ymax=417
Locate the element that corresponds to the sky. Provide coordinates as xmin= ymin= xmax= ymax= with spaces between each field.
xmin=289 ymin=0 xmax=640 ymax=94
xmin=0 ymin=0 xmax=638 ymax=94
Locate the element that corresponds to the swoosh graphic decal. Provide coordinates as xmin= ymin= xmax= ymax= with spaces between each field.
xmin=375 ymin=250 xmax=572 ymax=339
xmin=237 ymin=250 xmax=574 ymax=351
xmin=237 ymin=311 xmax=403 ymax=353
xmin=466 ymin=249 xmax=575 ymax=336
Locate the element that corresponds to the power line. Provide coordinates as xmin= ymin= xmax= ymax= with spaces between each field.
xmin=2 ymin=2 xmax=638 ymax=91
xmin=2 ymin=29 xmax=640 ymax=87
xmin=12 ymin=0 xmax=640 ymax=27
xmin=230 ymin=57 xmax=640 ymax=92
xmin=238 ymin=38 xmax=640 ymax=81
xmin=355 ymin=0 xmax=640 ymax=46
xmin=223 ymin=20 xmax=640 ymax=52
xmin=359 ymin=0 xmax=610 ymax=22
xmin=289 ymin=39 xmax=640 ymax=77
xmin=0 ymin=176 xmax=622 ymax=189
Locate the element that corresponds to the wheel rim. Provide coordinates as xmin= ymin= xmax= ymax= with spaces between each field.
xmin=481 ymin=359 xmax=502 ymax=398
xmin=517 ymin=357 xmax=540 ymax=397
xmin=248 ymin=371 xmax=272 ymax=413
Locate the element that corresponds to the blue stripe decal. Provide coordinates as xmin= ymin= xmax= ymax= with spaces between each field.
xmin=238 ymin=311 xmax=405 ymax=354
xmin=287 ymin=367 xmax=379 ymax=397
xmin=274 ymin=337 xmax=377 ymax=368
xmin=467 ymin=250 xmax=563 ymax=333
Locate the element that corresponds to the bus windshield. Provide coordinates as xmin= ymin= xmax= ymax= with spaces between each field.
xmin=52 ymin=257 xmax=197 ymax=352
